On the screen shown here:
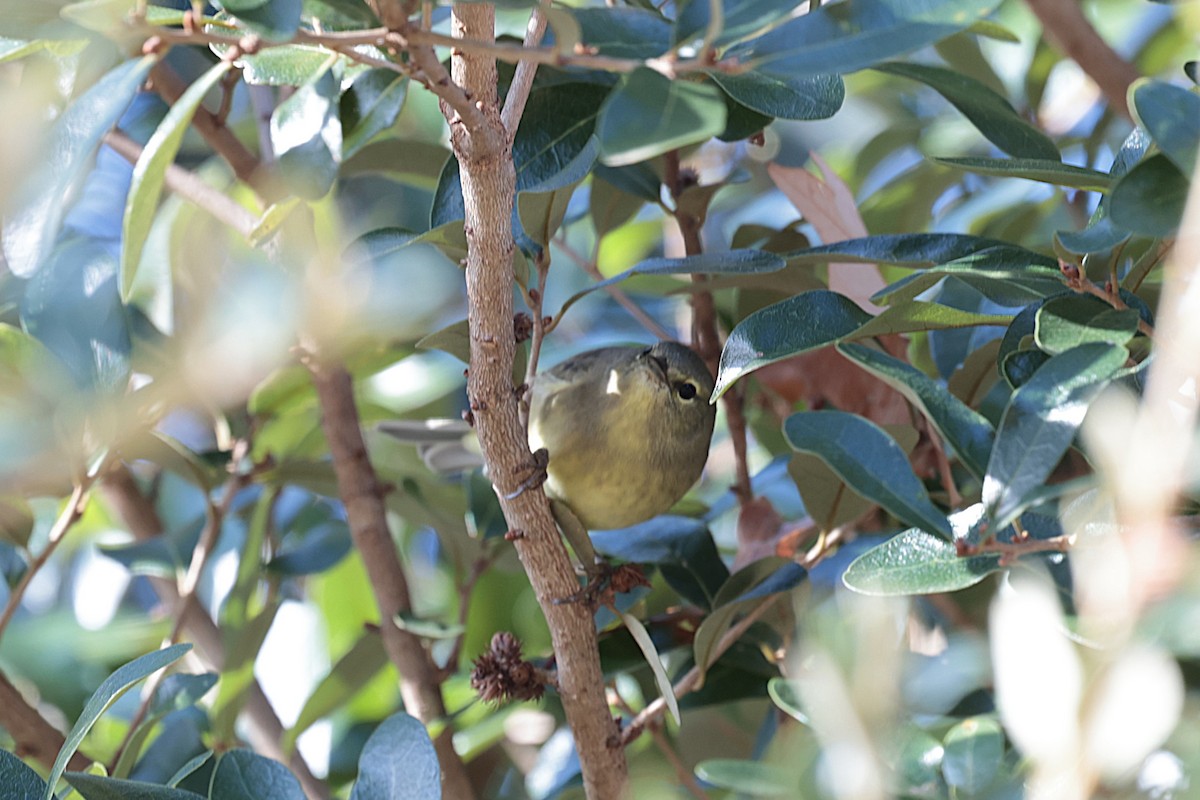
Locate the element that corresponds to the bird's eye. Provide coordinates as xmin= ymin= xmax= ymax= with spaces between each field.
xmin=676 ymin=382 xmax=698 ymax=400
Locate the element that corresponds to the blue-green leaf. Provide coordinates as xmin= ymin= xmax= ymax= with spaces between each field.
xmin=350 ymin=713 xmax=440 ymax=800
xmin=726 ymin=0 xmax=1003 ymax=78
xmin=875 ymin=62 xmax=1058 ymax=160
xmin=0 ymin=749 xmax=47 ymax=796
xmin=983 ymin=343 xmax=1127 ymax=527
xmin=838 ymin=343 xmax=995 ymax=479
xmin=715 ymin=290 xmax=872 ymax=399
xmin=209 ymin=750 xmax=304 ymax=800
xmin=1108 ymin=154 xmax=1189 ymax=238
xmin=596 ymin=68 xmax=726 ymax=166
xmin=709 ymin=70 xmax=844 ymax=120
xmin=785 ymin=410 xmax=952 ymax=539
xmin=43 ymin=644 xmax=192 ymax=800
xmin=931 ymin=156 xmax=1111 ymax=191
xmin=341 ymin=68 xmax=408 ymax=159
xmin=592 ymin=516 xmax=729 ymax=610
xmin=271 ymin=58 xmax=342 ymax=199
xmin=1130 ymin=79 xmax=1200 ymax=175
xmin=942 ymin=717 xmax=1004 ymax=793
xmin=63 ymin=774 xmax=205 ymax=799
xmin=3 ymin=55 xmax=156 ymax=278
xmin=1033 ymin=295 xmax=1140 ymax=355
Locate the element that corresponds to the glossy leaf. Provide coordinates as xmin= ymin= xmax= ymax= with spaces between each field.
xmin=596 ymin=68 xmax=726 ymax=166
xmin=846 ymin=300 xmax=1012 ymax=341
xmin=1130 ymin=79 xmax=1200 ymax=175
xmin=715 ymin=290 xmax=872 ymax=399
xmin=1033 ymin=295 xmax=1140 ymax=355
xmin=932 ymin=156 xmax=1112 ymax=191
xmin=942 ymin=717 xmax=1004 ymax=793
xmin=842 ymin=506 xmax=1062 ymax=595
xmin=788 ymin=453 xmax=874 ymax=532
xmin=43 ymin=644 xmax=192 ymax=800
xmin=229 ymin=44 xmax=337 ymax=86
xmin=875 ymin=62 xmax=1058 ymax=159
xmin=517 ymin=137 xmax=600 ymax=247
xmin=871 ymin=250 xmax=1063 ymax=307
xmin=785 ymin=411 xmax=952 ymax=539
xmin=122 ymin=60 xmax=233 ymax=299
xmin=725 ymin=0 xmax=1003 ymax=78
xmin=209 ymin=750 xmax=305 ymax=800
xmin=567 ymin=7 xmax=671 ymax=59
xmin=784 ymin=232 xmax=1050 ymax=267
xmin=271 ymin=59 xmax=343 ymax=199
xmin=1108 ymin=154 xmax=1189 ymax=237
xmin=838 ymin=343 xmax=995 ymax=479
xmin=709 ymin=70 xmax=844 ymax=120
xmin=63 ymin=774 xmax=205 ymax=800
xmin=341 ymin=68 xmax=408 ymax=158
xmin=983 ymin=343 xmax=1127 ymax=527
xmin=350 ymin=713 xmax=441 ymax=800
xmin=767 ymin=678 xmax=809 ymax=724
xmin=3 ymin=55 xmax=156 ymax=278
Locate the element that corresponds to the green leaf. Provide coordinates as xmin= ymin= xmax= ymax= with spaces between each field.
xmin=843 ymin=519 xmax=997 ymax=596
xmin=0 ymin=36 xmax=87 ymax=63
xmin=622 ymin=610 xmax=681 ymax=725
xmin=567 ymin=7 xmax=671 ymax=59
xmin=1108 ymin=154 xmax=1189 ymax=237
xmin=709 ymin=70 xmax=844 ymax=120
xmin=341 ymin=68 xmax=408 ymax=159
xmin=589 ymin=174 xmax=645 ymax=237
xmin=209 ymin=750 xmax=305 ymax=800
xmin=785 ymin=411 xmax=953 ymax=539
xmin=271 ymin=57 xmax=343 ymax=199
xmin=592 ymin=517 xmax=729 ymax=610
xmin=984 ymin=343 xmax=1127 ymax=527
xmin=232 ymin=44 xmax=342 ymax=86
xmin=890 ymin=726 xmax=946 ymax=792
xmin=62 ymin=774 xmax=205 ymax=799
xmin=596 ymin=69 xmax=726 ymax=166
xmin=433 ymin=83 xmax=608 ymax=247
xmin=517 ymin=137 xmax=600 ymax=246
xmin=218 ymin=0 xmax=301 ymax=40
xmin=784 ymin=232 xmax=1050 ymax=268
xmin=767 ymin=678 xmax=809 ymax=724
xmin=837 ymin=343 xmax=996 ymax=479
xmin=673 ymin=0 xmax=797 ymax=48
xmin=715 ymin=290 xmax=872 ymax=399
xmin=1033 ymin=295 xmax=1140 ymax=355
xmin=726 ymin=0 xmax=1003 ymax=77
xmin=788 ymin=453 xmax=874 ymax=532
xmin=931 ymin=156 xmax=1112 ymax=191
xmin=43 ymin=643 xmax=192 ymax=800
xmin=694 ymin=759 xmax=797 ymax=795
xmin=3 ymin=55 xmax=156 ymax=278
xmin=846 ymin=300 xmax=1012 ymax=341
xmin=875 ymin=62 xmax=1059 ymax=160
xmin=122 ymin=60 xmax=233 ymax=300
xmin=942 ymin=717 xmax=1004 ymax=793
xmin=0 ymin=749 xmax=47 ymax=796
xmin=350 ymin=713 xmax=441 ymax=800
xmin=1130 ymin=79 xmax=1200 ymax=175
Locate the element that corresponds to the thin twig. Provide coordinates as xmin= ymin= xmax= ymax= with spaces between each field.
xmin=440 ymin=551 xmax=498 ymax=680
xmin=500 ymin=5 xmax=548 ymax=137
xmin=612 ymin=691 xmax=711 ymax=800
xmin=0 ymin=481 xmax=92 ymax=643
xmin=1060 ymin=262 xmax=1155 ymax=338
xmin=922 ymin=419 xmax=962 ymax=508
xmin=525 ymin=248 xmax=551 ymax=388
xmin=104 ymin=130 xmax=259 ymax=237
xmin=960 ymin=533 xmax=1076 ymax=566
xmin=554 ymin=237 xmax=674 ymax=340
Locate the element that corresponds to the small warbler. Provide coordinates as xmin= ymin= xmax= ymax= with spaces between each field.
xmin=527 ymin=341 xmax=716 ymax=530
xmin=380 ymin=341 xmax=716 ymax=531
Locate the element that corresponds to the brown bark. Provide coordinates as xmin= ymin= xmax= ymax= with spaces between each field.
xmin=443 ymin=4 xmax=629 ymax=797
xmin=306 ymin=363 xmax=477 ymax=800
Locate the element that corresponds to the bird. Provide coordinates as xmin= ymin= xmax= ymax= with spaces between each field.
xmin=379 ymin=341 xmax=717 ymax=531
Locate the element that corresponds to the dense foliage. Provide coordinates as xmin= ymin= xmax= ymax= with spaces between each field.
xmin=0 ymin=0 xmax=1197 ymax=798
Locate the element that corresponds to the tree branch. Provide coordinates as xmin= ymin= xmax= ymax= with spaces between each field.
xmin=500 ymin=6 xmax=548 ymax=137
xmin=303 ymin=358 xmax=476 ymax=800
xmin=0 ymin=669 xmax=92 ymax=774
xmin=445 ymin=4 xmax=627 ymax=797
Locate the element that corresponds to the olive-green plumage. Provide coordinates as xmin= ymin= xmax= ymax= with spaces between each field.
xmin=527 ymin=341 xmax=716 ymax=530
